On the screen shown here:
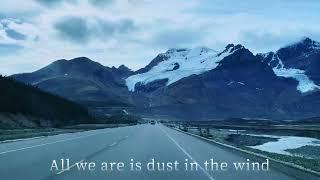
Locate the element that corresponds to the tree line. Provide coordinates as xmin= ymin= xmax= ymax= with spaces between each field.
xmin=0 ymin=75 xmax=94 ymax=127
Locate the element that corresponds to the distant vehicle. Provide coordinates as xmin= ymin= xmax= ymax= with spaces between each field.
xmin=150 ymin=120 xmax=156 ymax=125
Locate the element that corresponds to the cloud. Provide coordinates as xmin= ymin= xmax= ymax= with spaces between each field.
xmin=5 ymin=29 xmax=27 ymax=40
xmin=0 ymin=0 xmax=41 ymax=20
xmin=54 ymin=16 xmax=91 ymax=43
xmin=0 ymin=44 xmax=23 ymax=55
xmin=152 ymin=29 xmax=207 ymax=48
xmin=240 ymin=30 xmax=320 ymax=53
xmin=0 ymin=18 xmax=38 ymax=45
xmin=36 ymin=0 xmax=64 ymax=7
xmin=54 ymin=16 xmax=138 ymax=43
xmin=116 ymin=19 xmax=137 ymax=33
xmin=35 ymin=0 xmax=78 ymax=7
xmin=88 ymin=0 xmax=113 ymax=7
xmin=239 ymin=31 xmax=302 ymax=53
xmin=1 ymin=0 xmax=320 ymax=75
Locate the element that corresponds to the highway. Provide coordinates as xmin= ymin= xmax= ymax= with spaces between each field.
xmin=0 ymin=124 xmax=306 ymax=180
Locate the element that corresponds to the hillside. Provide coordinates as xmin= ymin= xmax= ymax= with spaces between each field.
xmin=0 ymin=75 xmax=94 ymax=128
xmin=11 ymin=57 xmax=134 ymax=107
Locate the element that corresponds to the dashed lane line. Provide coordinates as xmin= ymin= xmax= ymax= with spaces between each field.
xmin=158 ymin=124 xmax=215 ymax=180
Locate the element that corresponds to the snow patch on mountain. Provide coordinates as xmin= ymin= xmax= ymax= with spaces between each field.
xmin=126 ymin=46 xmax=240 ymax=91
xmin=270 ymin=54 xmax=319 ymax=93
xmin=273 ymin=68 xmax=319 ymax=93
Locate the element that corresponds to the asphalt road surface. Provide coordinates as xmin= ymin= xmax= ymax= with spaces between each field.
xmin=0 ymin=124 xmax=306 ymax=180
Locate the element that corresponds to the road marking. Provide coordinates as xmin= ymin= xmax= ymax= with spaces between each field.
xmin=109 ymin=135 xmax=129 ymax=147
xmin=0 ymin=136 xmax=45 ymax=144
xmin=159 ymin=125 xmax=215 ymax=180
xmin=56 ymin=159 xmax=84 ymax=175
xmin=56 ymin=135 xmax=129 ymax=175
xmin=0 ymin=130 xmax=112 ymax=155
xmin=109 ymin=142 xmax=117 ymax=147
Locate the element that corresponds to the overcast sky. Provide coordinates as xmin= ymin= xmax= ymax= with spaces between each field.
xmin=1 ymin=0 xmax=320 ymax=75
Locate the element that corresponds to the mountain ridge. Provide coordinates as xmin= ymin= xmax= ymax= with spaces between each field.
xmin=12 ymin=57 xmax=135 ymax=107
xmin=257 ymin=37 xmax=320 ymax=93
xmin=10 ymin=37 xmax=320 ymax=120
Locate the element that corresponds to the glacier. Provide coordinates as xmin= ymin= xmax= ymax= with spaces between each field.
xmin=270 ymin=54 xmax=319 ymax=93
xmin=126 ymin=46 xmax=239 ymax=92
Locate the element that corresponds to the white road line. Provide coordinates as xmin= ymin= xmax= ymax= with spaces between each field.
xmin=56 ymin=135 xmax=129 ymax=175
xmin=109 ymin=135 xmax=129 ymax=147
xmin=159 ymin=125 xmax=215 ymax=180
xmin=109 ymin=142 xmax=117 ymax=147
xmin=0 ymin=136 xmax=45 ymax=144
xmin=0 ymin=131 xmax=111 ymax=155
xmin=56 ymin=159 xmax=84 ymax=175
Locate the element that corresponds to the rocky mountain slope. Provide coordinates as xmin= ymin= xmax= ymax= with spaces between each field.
xmin=12 ymin=57 xmax=134 ymax=107
xmin=257 ymin=37 xmax=320 ymax=93
xmin=11 ymin=37 xmax=320 ymax=120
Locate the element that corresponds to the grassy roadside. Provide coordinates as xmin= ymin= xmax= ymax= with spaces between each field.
xmin=0 ymin=123 xmax=136 ymax=142
xmin=169 ymin=125 xmax=320 ymax=174
xmin=0 ymin=128 xmax=83 ymax=142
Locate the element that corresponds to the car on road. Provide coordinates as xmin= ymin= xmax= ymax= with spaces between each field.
xmin=150 ymin=120 xmax=156 ymax=125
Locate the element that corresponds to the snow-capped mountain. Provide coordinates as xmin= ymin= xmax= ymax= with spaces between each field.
xmin=11 ymin=37 xmax=320 ymax=120
xmin=126 ymin=45 xmax=243 ymax=92
xmin=258 ymin=37 xmax=320 ymax=93
xmin=124 ymin=38 xmax=320 ymax=119
xmin=131 ymin=44 xmax=302 ymax=119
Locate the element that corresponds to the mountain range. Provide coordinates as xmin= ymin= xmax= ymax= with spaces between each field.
xmin=11 ymin=37 xmax=320 ymax=120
